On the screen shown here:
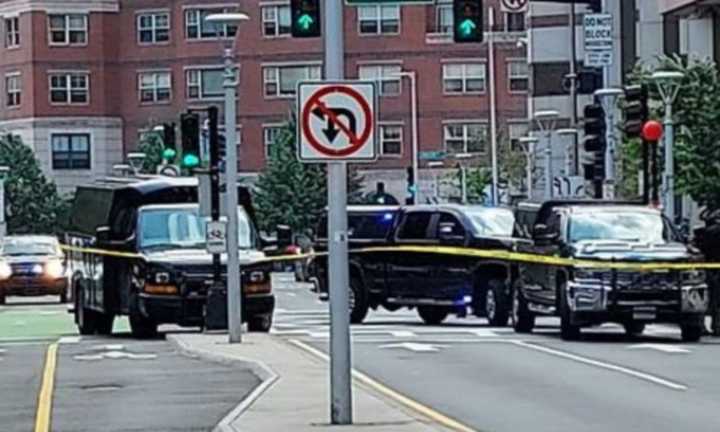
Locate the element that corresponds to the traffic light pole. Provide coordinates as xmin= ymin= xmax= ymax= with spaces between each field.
xmin=325 ymin=0 xmax=352 ymax=425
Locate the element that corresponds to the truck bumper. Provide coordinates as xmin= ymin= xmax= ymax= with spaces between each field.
xmin=138 ymin=293 xmax=275 ymax=327
xmin=0 ymin=278 xmax=67 ymax=297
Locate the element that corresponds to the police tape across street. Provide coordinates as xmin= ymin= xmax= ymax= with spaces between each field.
xmin=59 ymin=243 xmax=720 ymax=272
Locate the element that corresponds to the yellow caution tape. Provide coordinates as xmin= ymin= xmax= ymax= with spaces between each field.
xmin=60 ymin=244 xmax=144 ymax=260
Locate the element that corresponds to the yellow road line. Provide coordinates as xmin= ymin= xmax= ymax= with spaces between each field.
xmin=35 ymin=343 xmax=58 ymax=432
xmin=289 ymin=339 xmax=479 ymax=432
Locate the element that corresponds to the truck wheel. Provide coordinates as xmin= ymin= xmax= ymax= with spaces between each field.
xmin=248 ymin=314 xmax=273 ymax=332
xmin=60 ymin=289 xmax=68 ymax=304
xmin=75 ymin=285 xmax=97 ymax=336
xmin=417 ymin=306 xmax=448 ymax=325
xmin=624 ymin=322 xmax=645 ymax=336
xmin=559 ymin=282 xmax=581 ymax=341
xmin=485 ymin=279 xmax=510 ymax=327
xmin=511 ymin=282 xmax=534 ymax=333
xmin=129 ymin=293 xmax=158 ymax=339
xmin=681 ymin=323 xmax=703 ymax=342
xmin=349 ymin=277 xmax=369 ymax=324
xmin=0 ymin=292 xmax=5 ymax=305
xmin=95 ymin=314 xmax=115 ymax=335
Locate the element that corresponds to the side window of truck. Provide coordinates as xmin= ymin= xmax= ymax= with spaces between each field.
xmin=436 ymin=213 xmax=465 ymax=238
xmin=397 ymin=212 xmax=433 ymax=241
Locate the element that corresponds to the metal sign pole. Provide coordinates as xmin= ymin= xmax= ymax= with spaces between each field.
xmin=0 ymin=174 xmax=6 ymax=239
xmin=325 ymin=0 xmax=352 ymax=424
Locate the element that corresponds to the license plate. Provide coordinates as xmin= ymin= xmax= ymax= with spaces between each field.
xmin=633 ymin=306 xmax=657 ymax=321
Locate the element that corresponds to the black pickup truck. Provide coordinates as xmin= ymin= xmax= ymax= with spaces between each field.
xmin=312 ymin=204 xmax=518 ymax=325
xmin=512 ymin=200 xmax=709 ymax=342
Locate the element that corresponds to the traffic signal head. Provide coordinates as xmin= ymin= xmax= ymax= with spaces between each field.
xmin=162 ymin=123 xmax=177 ymax=162
xmin=583 ymin=151 xmax=605 ymax=182
xmin=453 ymin=0 xmax=483 ymax=43
xmin=290 ymin=0 xmax=321 ymax=38
xmin=180 ymin=113 xmax=201 ymax=168
xmin=583 ymin=103 xmax=606 ymax=152
xmin=623 ymin=84 xmax=649 ymax=138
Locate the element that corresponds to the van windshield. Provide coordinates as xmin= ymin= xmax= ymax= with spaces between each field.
xmin=138 ymin=207 xmax=253 ymax=250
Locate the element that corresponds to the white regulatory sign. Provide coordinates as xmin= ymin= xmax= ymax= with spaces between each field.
xmin=206 ymin=220 xmax=227 ymax=254
xmin=500 ymin=0 xmax=528 ymax=13
xmin=584 ymin=13 xmax=613 ymax=67
xmin=297 ymin=81 xmax=377 ymax=162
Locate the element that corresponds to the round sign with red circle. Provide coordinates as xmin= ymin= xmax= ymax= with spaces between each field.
xmin=501 ymin=0 xmax=528 ymax=12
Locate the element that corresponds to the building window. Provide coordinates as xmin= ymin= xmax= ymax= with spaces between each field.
xmin=262 ymin=5 xmax=291 ymax=37
xmin=186 ymin=68 xmax=223 ymax=99
xmin=435 ymin=3 xmax=453 ymax=34
xmin=263 ymin=65 xmax=321 ymax=98
xmin=504 ymin=12 xmax=525 ymax=32
xmin=48 ymin=14 xmax=87 ymax=45
xmin=508 ymin=60 xmax=529 ymax=92
xmin=185 ymin=8 xmax=237 ymax=40
xmin=51 ymin=133 xmax=91 ymax=170
xmin=49 ymin=73 xmax=89 ymax=104
xmin=139 ymin=71 xmax=171 ymax=103
xmin=443 ymin=63 xmax=486 ymax=94
xmin=358 ymin=64 xmax=401 ymax=96
xmin=444 ymin=123 xmax=487 ymax=154
xmin=4 ymin=17 xmax=19 ymax=48
xmin=380 ymin=124 xmax=402 ymax=155
xmin=263 ymin=125 xmax=284 ymax=157
xmin=358 ymin=5 xmax=400 ymax=35
xmin=5 ymin=74 xmax=20 ymax=107
xmin=138 ymin=12 xmax=170 ymax=44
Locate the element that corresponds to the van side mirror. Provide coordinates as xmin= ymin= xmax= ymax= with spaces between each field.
xmin=533 ymin=223 xmax=558 ymax=244
xmin=276 ymin=224 xmax=293 ymax=250
xmin=96 ymin=226 xmax=111 ymax=243
xmin=438 ymin=222 xmax=464 ymax=245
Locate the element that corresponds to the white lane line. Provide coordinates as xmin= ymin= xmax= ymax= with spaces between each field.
xmin=390 ymin=331 xmax=416 ymax=338
xmin=628 ymin=344 xmax=691 ymax=354
xmin=379 ymin=342 xmax=446 ymax=353
xmin=58 ymin=336 xmax=81 ymax=344
xmin=512 ymin=341 xmax=688 ymax=391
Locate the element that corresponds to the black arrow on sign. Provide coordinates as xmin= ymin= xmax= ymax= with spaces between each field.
xmin=312 ymin=107 xmax=357 ymax=143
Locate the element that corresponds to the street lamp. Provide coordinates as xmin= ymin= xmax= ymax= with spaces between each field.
xmin=391 ymin=71 xmax=420 ymax=205
xmin=594 ymin=88 xmax=624 ymax=199
xmin=452 ymin=153 xmax=474 ymax=204
xmin=533 ymin=110 xmax=559 ymax=199
xmin=518 ymin=136 xmax=539 ymax=200
xmin=205 ymin=12 xmax=250 ymax=344
xmin=126 ymin=152 xmax=146 ymax=175
xmin=0 ymin=166 xmax=9 ymax=239
xmin=427 ymin=160 xmax=444 ymax=203
xmin=556 ymin=128 xmax=578 ymax=176
xmin=651 ymin=70 xmax=684 ymax=221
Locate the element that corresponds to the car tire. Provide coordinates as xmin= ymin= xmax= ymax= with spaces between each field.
xmin=95 ymin=313 xmax=115 ymax=335
xmin=75 ymin=284 xmax=97 ymax=336
xmin=681 ymin=323 xmax=703 ymax=342
xmin=349 ymin=276 xmax=369 ymax=324
xmin=559 ymin=282 xmax=581 ymax=341
xmin=417 ymin=306 xmax=448 ymax=325
xmin=248 ymin=314 xmax=273 ymax=332
xmin=485 ymin=279 xmax=510 ymax=327
xmin=511 ymin=281 xmax=534 ymax=333
xmin=129 ymin=292 xmax=158 ymax=339
xmin=624 ymin=322 xmax=645 ymax=336
xmin=0 ymin=292 xmax=5 ymax=305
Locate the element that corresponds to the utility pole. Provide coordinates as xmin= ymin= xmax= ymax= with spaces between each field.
xmin=488 ymin=7 xmax=499 ymax=205
xmin=0 ymin=166 xmax=7 ymax=239
xmin=568 ymin=1 xmax=579 ymax=175
xmin=594 ymin=88 xmax=623 ymax=199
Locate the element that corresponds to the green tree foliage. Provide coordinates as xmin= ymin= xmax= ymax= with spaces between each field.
xmin=624 ymin=55 xmax=720 ymax=209
xmin=0 ymin=134 xmax=70 ymax=234
xmin=137 ymin=130 xmax=165 ymax=174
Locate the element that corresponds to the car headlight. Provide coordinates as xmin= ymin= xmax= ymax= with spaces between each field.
xmin=32 ymin=264 xmax=44 ymax=275
xmin=0 ymin=262 xmax=11 ymax=280
xmin=45 ymin=260 xmax=64 ymax=278
xmin=681 ymin=269 xmax=705 ymax=284
xmin=153 ymin=271 xmax=171 ymax=284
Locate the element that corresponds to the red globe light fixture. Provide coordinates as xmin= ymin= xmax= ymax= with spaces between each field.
xmin=642 ymin=120 xmax=663 ymax=142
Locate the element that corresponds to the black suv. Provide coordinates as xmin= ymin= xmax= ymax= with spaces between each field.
xmin=512 ymin=200 xmax=708 ymax=342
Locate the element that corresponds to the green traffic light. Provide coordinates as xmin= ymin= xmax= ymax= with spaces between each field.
xmin=162 ymin=148 xmax=177 ymax=161
xmin=458 ymin=19 xmax=477 ymax=37
xmin=182 ymin=154 xmax=200 ymax=168
xmin=297 ymin=13 xmax=314 ymax=31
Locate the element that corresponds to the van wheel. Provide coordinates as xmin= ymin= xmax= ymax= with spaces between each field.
xmin=559 ymin=282 xmax=581 ymax=341
xmin=129 ymin=293 xmax=158 ymax=339
xmin=681 ymin=323 xmax=703 ymax=342
xmin=417 ymin=306 xmax=448 ymax=325
xmin=248 ymin=314 xmax=273 ymax=332
xmin=624 ymin=322 xmax=645 ymax=336
xmin=349 ymin=277 xmax=369 ymax=324
xmin=75 ymin=285 xmax=96 ymax=336
xmin=512 ymin=282 xmax=535 ymax=333
xmin=485 ymin=279 xmax=510 ymax=327
xmin=95 ymin=314 xmax=115 ymax=335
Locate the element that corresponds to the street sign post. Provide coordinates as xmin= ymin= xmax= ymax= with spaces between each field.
xmin=583 ymin=13 xmax=613 ymax=68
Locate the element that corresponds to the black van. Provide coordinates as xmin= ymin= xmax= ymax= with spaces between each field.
xmin=65 ymin=176 xmax=276 ymax=338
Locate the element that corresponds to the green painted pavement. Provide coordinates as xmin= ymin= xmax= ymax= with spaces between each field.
xmin=0 ymin=305 xmax=129 ymax=341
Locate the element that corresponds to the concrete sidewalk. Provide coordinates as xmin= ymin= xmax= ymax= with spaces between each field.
xmin=168 ymin=332 xmax=454 ymax=432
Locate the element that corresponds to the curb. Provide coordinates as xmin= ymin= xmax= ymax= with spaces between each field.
xmin=166 ymin=334 xmax=280 ymax=432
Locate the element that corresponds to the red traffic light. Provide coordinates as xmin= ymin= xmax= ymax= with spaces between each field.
xmin=642 ymin=120 xmax=663 ymax=142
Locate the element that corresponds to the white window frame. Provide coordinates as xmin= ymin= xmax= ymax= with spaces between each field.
xmin=379 ymin=123 xmax=403 ymax=156
xmin=358 ymin=64 xmax=402 ymax=96
xmin=263 ymin=123 xmax=286 ymax=157
xmin=261 ymin=4 xmax=291 ymax=38
xmin=137 ymin=10 xmax=171 ymax=45
xmin=48 ymin=14 xmax=88 ymax=46
xmin=184 ymin=7 xmax=238 ymax=40
xmin=138 ymin=70 xmax=172 ymax=104
xmin=48 ymin=71 xmax=89 ymax=105
xmin=4 ymin=16 xmax=19 ymax=48
xmin=357 ymin=5 xmax=400 ymax=36
xmin=435 ymin=2 xmax=453 ymax=35
xmin=507 ymin=59 xmax=529 ymax=93
xmin=443 ymin=121 xmax=488 ymax=154
xmin=185 ymin=67 xmax=225 ymax=100
xmin=5 ymin=72 xmax=21 ymax=108
xmin=442 ymin=62 xmax=486 ymax=95
xmin=262 ymin=64 xmax=322 ymax=99
xmin=50 ymin=132 xmax=92 ymax=170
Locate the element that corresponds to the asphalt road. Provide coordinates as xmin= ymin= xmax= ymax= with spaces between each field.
xmin=0 ymin=296 xmax=260 ymax=432
xmin=273 ymin=276 xmax=720 ymax=432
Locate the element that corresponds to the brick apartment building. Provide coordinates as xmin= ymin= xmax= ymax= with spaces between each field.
xmin=0 ymin=0 xmax=528 ymax=199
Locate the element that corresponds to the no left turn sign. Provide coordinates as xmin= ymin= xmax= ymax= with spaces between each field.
xmin=298 ymin=81 xmax=377 ymax=162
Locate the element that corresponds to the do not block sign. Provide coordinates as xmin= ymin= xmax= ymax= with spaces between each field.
xmin=297 ymin=81 xmax=377 ymax=162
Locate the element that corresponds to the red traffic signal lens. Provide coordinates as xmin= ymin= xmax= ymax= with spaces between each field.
xmin=641 ymin=120 xmax=663 ymax=141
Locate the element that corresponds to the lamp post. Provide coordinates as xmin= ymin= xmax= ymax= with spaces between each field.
xmin=452 ymin=152 xmax=474 ymax=203
xmin=556 ymin=128 xmax=578 ymax=176
xmin=205 ymin=12 xmax=250 ymax=344
xmin=126 ymin=152 xmax=147 ymax=176
xmin=391 ymin=71 xmax=420 ymax=204
xmin=518 ymin=136 xmax=539 ymax=200
xmin=487 ymin=7 xmax=499 ymax=206
xmin=651 ymin=70 xmax=684 ymax=221
xmin=0 ymin=166 xmax=8 ymax=239
xmin=594 ymin=88 xmax=624 ymax=199
xmin=427 ymin=161 xmax=443 ymax=203
xmin=533 ymin=110 xmax=559 ymax=199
